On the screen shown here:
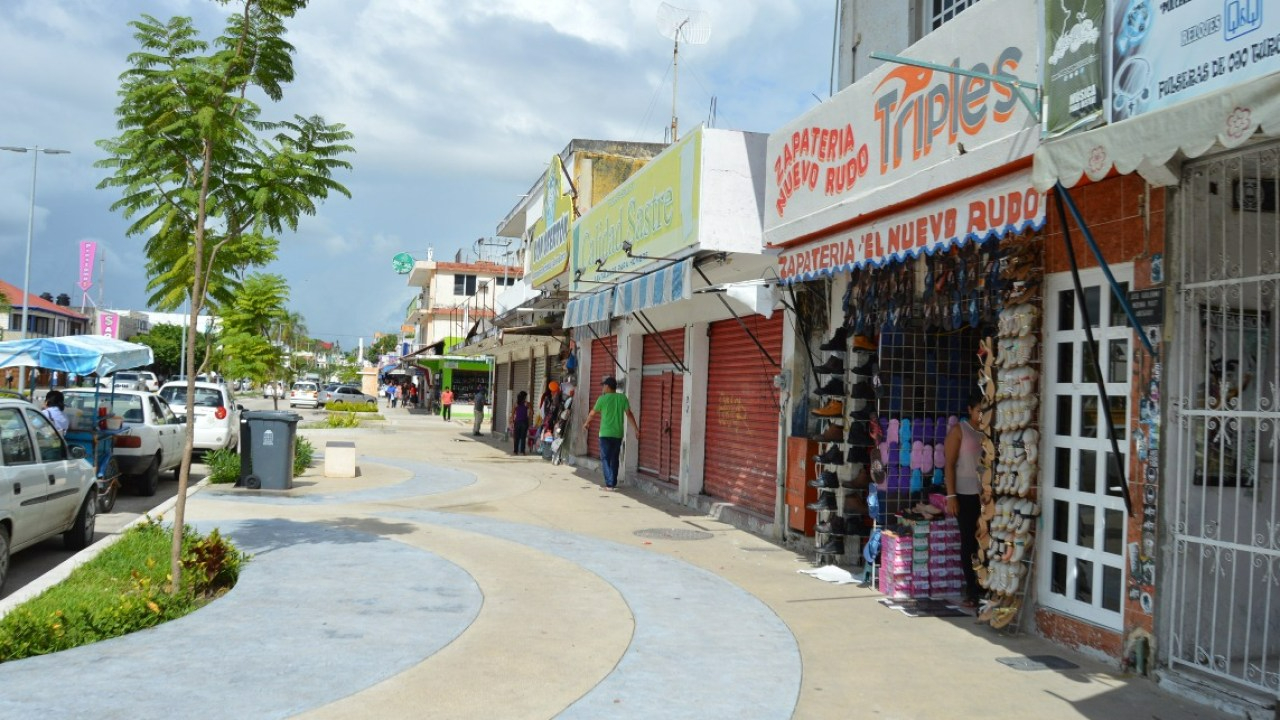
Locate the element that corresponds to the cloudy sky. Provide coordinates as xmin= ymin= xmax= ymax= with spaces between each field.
xmin=0 ymin=0 xmax=833 ymax=349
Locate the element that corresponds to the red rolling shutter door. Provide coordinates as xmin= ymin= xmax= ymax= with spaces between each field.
xmin=587 ymin=336 xmax=618 ymax=459
xmin=639 ymin=328 xmax=685 ymax=482
xmin=703 ymin=314 xmax=784 ymax=517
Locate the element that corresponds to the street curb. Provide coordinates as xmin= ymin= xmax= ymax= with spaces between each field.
xmin=0 ymin=477 xmax=208 ymax=619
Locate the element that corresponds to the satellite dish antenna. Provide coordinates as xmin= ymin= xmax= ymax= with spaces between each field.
xmin=391 ymin=252 xmax=415 ymax=274
xmin=656 ymin=2 xmax=710 ymax=143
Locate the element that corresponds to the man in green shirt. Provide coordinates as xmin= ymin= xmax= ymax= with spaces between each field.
xmin=582 ymin=376 xmax=639 ymax=490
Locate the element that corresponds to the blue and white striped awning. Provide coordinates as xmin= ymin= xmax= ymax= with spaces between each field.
xmin=563 ymin=288 xmax=614 ymax=328
xmin=612 ymin=259 xmax=692 ymax=317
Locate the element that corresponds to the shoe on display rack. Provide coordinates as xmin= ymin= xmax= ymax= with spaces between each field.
xmin=849 ymin=357 xmax=876 ymax=376
xmin=807 ymin=494 xmax=837 ymax=511
xmin=814 ymin=356 xmax=846 ymax=374
xmin=819 ymin=326 xmax=850 ymax=351
xmin=812 ymin=399 xmax=845 ymax=417
xmin=815 ymin=515 xmax=846 ymax=535
xmin=849 ymin=381 xmax=877 ymax=401
xmin=817 ymin=377 xmax=846 ymax=396
xmin=815 ymin=445 xmax=845 ymax=464
xmin=809 ymin=472 xmax=840 ymax=489
xmin=814 ymin=422 xmax=845 ymax=442
xmin=846 ymin=422 xmax=874 ymax=446
xmin=853 ymin=334 xmax=877 ymax=351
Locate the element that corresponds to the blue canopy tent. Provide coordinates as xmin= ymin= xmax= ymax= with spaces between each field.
xmin=0 ymin=335 xmax=154 ymax=377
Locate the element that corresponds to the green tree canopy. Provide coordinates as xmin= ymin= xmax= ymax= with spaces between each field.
xmin=94 ymin=0 xmax=354 ymax=590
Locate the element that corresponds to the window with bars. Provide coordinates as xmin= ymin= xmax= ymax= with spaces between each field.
xmin=922 ymin=0 xmax=984 ymax=35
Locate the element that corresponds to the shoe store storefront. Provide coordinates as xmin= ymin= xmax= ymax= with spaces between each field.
xmin=766 ymin=0 xmax=1047 ymax=625
xmin=1035 ymin=64 xmax=1280 ymax=704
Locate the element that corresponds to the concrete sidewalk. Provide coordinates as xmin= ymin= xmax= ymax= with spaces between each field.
xmin=0 ymin=410 xmax=1231 ymax=719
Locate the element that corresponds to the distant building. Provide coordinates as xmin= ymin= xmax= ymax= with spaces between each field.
xmin=0 ymin=278 xmax=90 ymax=340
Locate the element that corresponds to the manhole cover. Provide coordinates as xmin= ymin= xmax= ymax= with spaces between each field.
xmin=996 ymin=655 xmax=1080 ymax=671
xmin=634 ymin=528 xmax=715 ymax=541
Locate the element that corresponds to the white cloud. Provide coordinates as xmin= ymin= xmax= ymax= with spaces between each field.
xmin=0 ymin=0 xmax=831 ymax=343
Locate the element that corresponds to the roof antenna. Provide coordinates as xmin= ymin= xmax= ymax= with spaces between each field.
xmin=657 ymin=2 xmax=710 ymax=143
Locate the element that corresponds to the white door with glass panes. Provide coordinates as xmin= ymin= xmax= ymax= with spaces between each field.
xmin=1038 ymin=266 xmax=1132 ymax=629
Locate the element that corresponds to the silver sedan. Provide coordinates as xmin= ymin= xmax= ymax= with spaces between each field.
xmin=322 ymin=385 xmax=378 ymax=407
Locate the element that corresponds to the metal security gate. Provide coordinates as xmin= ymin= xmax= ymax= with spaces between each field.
xmin=493 ymin=361 xmax=511 ymax=436
xmin=703 ymin=315 xmax=783 ymax=517
xmin=639 ymin=328 xmax=685 ymax=482
xmin=588 ymin=336 xmax=618 ymax=460
xmin=1168 ymin=144 xmax=1280 ymax=696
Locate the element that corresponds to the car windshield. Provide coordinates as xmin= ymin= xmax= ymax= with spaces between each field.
xmin=111 ymin=372 xmax=140 ymax=381
xmin=293 ymin=383 xmax=317 ymax=392
xmin=64 ymin=392 xmax=145 ymax=423
xmin=159 ymin=386 xmax=225 ymax=407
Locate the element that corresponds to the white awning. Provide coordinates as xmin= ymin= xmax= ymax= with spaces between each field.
xmin=1033 ymin=72 xmax=1280 ymax=192
xmin=562 ymin=289 xmax=614 ymax=328
xmin=612 ymin=259 xmax=692 ymax=318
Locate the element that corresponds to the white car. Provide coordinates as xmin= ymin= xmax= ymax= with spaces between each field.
xmin=138 ymin=371 xmax=160 ymax=392
xmin=0 ymin=396 xmax=98 ymax=591
xmin=61 ymin=389 xmax=185 ymax=496
xmin=98 ymin=371 xmax=146 ymax=391
xmin=289 ymin=381 xmax=321 ymax=408
xmin=159 ymin=381 xmax=241 ymax=453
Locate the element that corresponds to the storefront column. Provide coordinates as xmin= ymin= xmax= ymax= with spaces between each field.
xmin=620 ymin=323 xmax=643 ymax=486
xmin=682 ymin=321 xmax=709 ymax=500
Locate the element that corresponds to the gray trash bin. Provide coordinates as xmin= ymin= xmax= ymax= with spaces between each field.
xmin=239 ymin=410 xmax=302 ymax=490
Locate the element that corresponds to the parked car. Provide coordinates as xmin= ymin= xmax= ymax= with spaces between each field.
xmin=323 ymin=385 xmax=378 ymax=407
xmin=317 ymin=383 xmax=342 ymax=406
xmin=158 ymin=381 xmax=241 ymax=453
xmin=137 ymin=371 xmax=160 ymax=392
xmin=289 ymin=381 xmax=321 ymax=408
xmin=97 ymin=371 xmax=146 ymax=391
xmin=0 ymin=396 xmax=98 ymax=591
xmin=61 ymin=389 xmax=185 ymax=496
xmin=262 ymin=381 xmax=283 ymax=399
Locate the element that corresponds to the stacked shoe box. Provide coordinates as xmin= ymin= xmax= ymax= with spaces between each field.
xmin=877 ymin=530 xmax=914 ymax=599
xmin=927 ymin=517 xmax=963 ymax=598
xmin=906 ymin=519 xmax=931 ymax=597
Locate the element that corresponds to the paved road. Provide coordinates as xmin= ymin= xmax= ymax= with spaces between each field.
xmin=0 ymin=405 xmax=1233 ymax=720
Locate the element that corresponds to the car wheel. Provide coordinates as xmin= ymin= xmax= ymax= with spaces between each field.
xmin=134 ymin=454 xmax=161 ymax=496
xmin=64 ymin=489 xmax=97 ymax=550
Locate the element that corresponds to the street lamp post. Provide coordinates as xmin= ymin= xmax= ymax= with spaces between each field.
xmin=1 ymin=145 xmax=69 ymax=394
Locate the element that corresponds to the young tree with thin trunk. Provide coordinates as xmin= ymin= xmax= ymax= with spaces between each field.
xmin=96 ymin=0 xmax=353 ymax=592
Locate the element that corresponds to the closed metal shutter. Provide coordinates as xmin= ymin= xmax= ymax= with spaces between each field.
xmin=703 ymin=315 xmax=784 ymax=517
xmin=493 ymin=362 xmax=511 ymax=435
xmin=588 ymin=336 xmax=618 ymax=459
xmin=511 ymin=358 xmax=532 ymax=415
xmin=533 ymin=353 xmax=549 ymax=421
xmin=638 ymin=328 xmax=685 ymax=482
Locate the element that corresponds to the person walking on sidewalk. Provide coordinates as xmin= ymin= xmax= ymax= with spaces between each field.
xmin=472 ymin=386 xmax=488 ymax=436
xmin=582 ymin=376 xmax=638 ymax=490
xmin=440 ymin=387 xmax=454 ymax=421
